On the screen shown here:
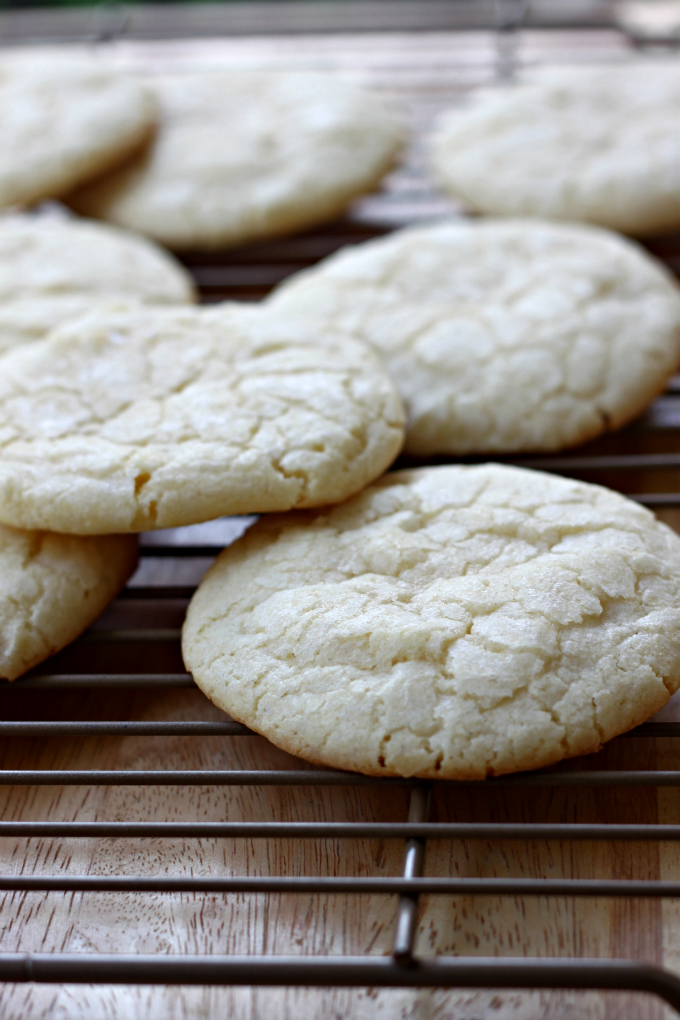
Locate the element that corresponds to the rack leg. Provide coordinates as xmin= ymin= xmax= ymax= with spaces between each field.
xmin=392 ymin=784 xmax=432 ymax=963
xmin=494 ymin=0 xmax=530 ymax=82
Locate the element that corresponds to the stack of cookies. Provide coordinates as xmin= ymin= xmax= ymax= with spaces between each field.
xmin=0 ymin=55 xmax=405 ymax=682
xmin=2 ymin=53 xmax=680 ymax=783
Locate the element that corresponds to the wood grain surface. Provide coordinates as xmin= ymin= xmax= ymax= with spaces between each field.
xmin=0 ymin=22 xmax=679 ymax=1020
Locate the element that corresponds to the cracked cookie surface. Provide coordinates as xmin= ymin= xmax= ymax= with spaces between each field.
xmin=183 ymin=464 xmax=680 ymax=779
xmin=0 ymin=303 xmax=404 ymax=534
xmin=0 ymin=59 xmax=155 ymax=210
xmin=0 ymin=214 xmax=195 ymax=354
xmin=0 ymin=524 xmax=137 ymax=680
xmin=429 ymin=64 xmax=680 ymax=236
xmin=267 ymin=219 xmax=680 ymax=456
xmin=69 ymin=71 xmax=404 ymax=250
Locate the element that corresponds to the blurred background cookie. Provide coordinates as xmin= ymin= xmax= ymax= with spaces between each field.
xmin=0 ymin=212 xmax=195 ymax=353
xmin=0 ymin=58 xmax=156 ymax=211
xmin=267 ymin=218 xmax=680 ymax=456
xmin=0 ymin=303 xmax=404 ymax=533
xmin=0 ymin=523 xmax=137 ymax=680
xmin=183 ymin=464 xmax=680 ymax=779
xmin=69 ymin=71 xmax=404 ymax=250
xmin=429 ymin=63 xmax=680 ymax=236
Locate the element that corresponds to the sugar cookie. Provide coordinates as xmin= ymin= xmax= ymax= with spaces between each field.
xmin=183 ymin=464 xmax=680 ymax=779
xmin=0 ymin=304 xmax=404 ymax=533
xmin=430 ymin=64 xmax=680 ymax=236
xmin=0 ymin=60 xmax=155 ymax=210
xmin=0 ymin=524 xmax=137 ymax=681
xmin=70 ymin=72 xmax=404 ymax=249
xmin=267 ymin=219 xmax=680 ymax=455
xmin=0 ymin=213 xmax=195 ymax=353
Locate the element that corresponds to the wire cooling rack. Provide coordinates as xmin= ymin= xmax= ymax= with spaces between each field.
xmin=0 ymin=273 xmax=678 ymax=1012
xmin=3 ymin=10 xmax=680 ymax=1018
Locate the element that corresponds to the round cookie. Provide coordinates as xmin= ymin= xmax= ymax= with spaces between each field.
xmin=0 ymin=213 xmax=196 ymax=354
xmin=267 ymin=219 xmax=680 ymax=456
xmin=0 ymin=524 xmax=137 ymax=681
xmin=0 ymin=303 xmax=404 ymax=534
xmin=68 ymin=71 xmax=404 ymax=250
xmin=429 ymin=63 xmax=680 ymax=236
xmin=0 ymin=59 xmax=156 ymax=211
xmin=183 ymin=464 xmax=680 ymax=780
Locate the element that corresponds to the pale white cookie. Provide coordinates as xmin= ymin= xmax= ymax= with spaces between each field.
xmin=0 ymin=304 xmax=404 ymax=534
xmin=0 ymin=524 xmax=137 ymax=681
xmin=69 ymin=72 xmax=404 ymax=250
xmin=0 ymin=213 xmax=196 ymax=353
xmin=429 ymin=64 xmax=680 ymax=236
xmin=183 ymin=464 xmax=680 ymax=779
xmin=0 ymin=60 xmax=156 ymax=210
xmin=267 ymin=219 xmax=680 ymax=456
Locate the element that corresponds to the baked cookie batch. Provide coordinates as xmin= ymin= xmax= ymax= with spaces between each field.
xmin=2 ymin=55 xmax=680 ymax=780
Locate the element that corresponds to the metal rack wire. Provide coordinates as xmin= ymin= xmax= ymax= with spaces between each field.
xmin=3 ymin=689 xmax=680 ymax=1012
